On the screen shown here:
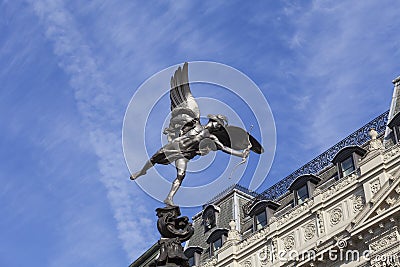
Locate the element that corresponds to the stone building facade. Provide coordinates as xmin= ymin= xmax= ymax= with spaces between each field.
xmin=130 ymin=76 xmax=400 ymax=267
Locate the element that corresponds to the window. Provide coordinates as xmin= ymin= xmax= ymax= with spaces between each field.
xmin=212 ymin=238 xmax=222 ymax=255
xmin=210 ymin=238 xmax=222 ymax=256
xmin=388 ymin=113 xmax=400 ymax=144
xmin=341 ymin=156 xmax=355 ymax=176
xmin=202 ymin=206 xmax=218 ymax=232
xmin=206 ymin=229 xmax=228 ymax=257
xmin=184 ymin=247 xmax=203 ymax=267
xmin=289 ymin=175 xmax=320 ymax=207
xmin=255 ymin=210 xmax=267 ymax=230
xmin=296 ymin=184 xmax=309 ymax=205
xmin=332 ymin=146 xmax=366 ymax=179
xmin=188 ymin=256 xmax=195 ymax=266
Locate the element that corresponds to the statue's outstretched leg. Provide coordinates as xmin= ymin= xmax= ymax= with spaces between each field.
xmin=164 ymin=158 xmax=187 ymax=206
xmin=130 ymin=160 xmax=154 ymax=180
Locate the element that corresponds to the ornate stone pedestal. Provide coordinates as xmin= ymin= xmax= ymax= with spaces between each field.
xmin=151 ymin=206 xmax=194 ymax=267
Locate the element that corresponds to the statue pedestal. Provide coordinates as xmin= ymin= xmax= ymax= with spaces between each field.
xmin=152 ymin=206 xmax=194 ymax=267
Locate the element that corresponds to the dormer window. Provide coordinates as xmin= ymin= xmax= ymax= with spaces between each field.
xmin=184 ymin=247 xmax=203 ymax=267
xmin=246 ymin=200 xmax=280 ymax=232
xmin=206 ymin=229 xmax=228 ymax=256
xmin=332 ymin=146 xmax=366 ymax=179
xmin=289 ymin=174 xmax=320 ymax=206
xmin=202 ymin=205 xmax=219 ymax=233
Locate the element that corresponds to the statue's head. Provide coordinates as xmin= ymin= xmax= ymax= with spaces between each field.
xmin=206 ymin=114 xmax=228 ymax=130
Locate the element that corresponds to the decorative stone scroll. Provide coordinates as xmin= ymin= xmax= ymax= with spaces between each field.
xmin=154 ymin=206 xmax=194 ymax=267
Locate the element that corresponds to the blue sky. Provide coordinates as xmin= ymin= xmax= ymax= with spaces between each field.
xmin=1 ymin=1 xmax=400 ymax=266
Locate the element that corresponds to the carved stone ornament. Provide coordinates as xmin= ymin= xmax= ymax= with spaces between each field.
xmin=277 ymin=200 xmax=314 ymax=226
xmin=201 ymin=256 xmax=217 ymax=267
xmin=385 ymin=196 xmax=397 ymax=206
xmin=384 ymin=143 xmax=400 ymax=162
xmin=154 ymin=206 xmax=194 ymax=267
xmin=303 ymin=222 xmax=316 ymax=240
xmin=371 ymin=256 xmax=400 ymax=267
xmin=368 ymin=128 xmax=384 ymax=151
xmin=272 ymin=238 xmax=278 ymax=261
xmin=241 ymin=259 xmax=252 ymax=267
xmin=329 ymin=207 xmax=343 ymax=225
xmin=369 ymin=231 xmax=399 ymax=252
xmin=283 ymin=234 xmax=295 ymax=251
xmin=370 ymin=179 xmax=381 ymax=195
xmin=316 ymin=211 xmax=325 ymax=234
xmin=322 ymin=174 xmax=357 ymax=200
xmin=238 ymin=227 xmax=269 ymax=251
xmin=227 ymin=220 xmax=241 ymax=242
xmin=352 ymin=195 xmax=365 ymax=212
xmin=259 ymin=247 xmax=271 ymax=265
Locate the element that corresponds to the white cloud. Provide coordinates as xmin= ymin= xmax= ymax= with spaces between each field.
xmin=30 ymin=0 xmax=157 ymax=260
xmin=281 ymin=0 xmax=400 ymax=151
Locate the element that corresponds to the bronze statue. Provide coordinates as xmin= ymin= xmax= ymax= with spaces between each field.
xmin=130 ymin=62 xmax=264 ymax=206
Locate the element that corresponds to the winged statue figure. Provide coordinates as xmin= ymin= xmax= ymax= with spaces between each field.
xmin=130 ymin=62 xmax=264 ymax=206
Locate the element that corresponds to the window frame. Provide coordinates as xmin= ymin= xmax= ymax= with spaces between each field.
xmin=254 ymin=209 xmax=267 ymax=231
xmin=188 ymin=256 xmax=195 ymax=266
xmin=206 ymin=229 xmax=228 ymax=257
xmin=184 ymin=246 xmax=203 ymax=267
xmin=341 ymin=156 xmax=355 ymax=177
xmin=209 ymin=237 xmax=223 ymax=257
xmin=394 ymin=126 xmax=400 ymax=144
xmin=295 ymin=184 xmax=309 ymax=205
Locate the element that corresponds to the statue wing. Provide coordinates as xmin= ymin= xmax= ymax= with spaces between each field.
xmin=164 ymin=62 xmax=200 ymax=141
xmin=212 ymin=125 xmax=264 ymax=154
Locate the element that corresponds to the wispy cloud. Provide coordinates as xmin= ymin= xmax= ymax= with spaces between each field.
xmin=30 ymin=0 xmax=157 ymax=260
xmin=279 ymin=0 xmax=400 ymax=151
